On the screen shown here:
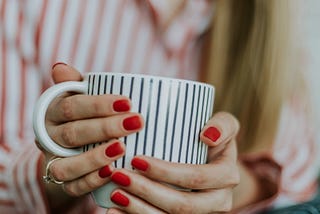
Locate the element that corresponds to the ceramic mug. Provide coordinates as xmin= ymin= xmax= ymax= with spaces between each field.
xmin=33 ymin=72 xmax=215 ymax=208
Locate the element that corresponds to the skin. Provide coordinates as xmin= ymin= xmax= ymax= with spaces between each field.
xmin=106 ymin=113 xmax=241 ymax=214
xmin=39 ymin=64 xmax=265 ymax=213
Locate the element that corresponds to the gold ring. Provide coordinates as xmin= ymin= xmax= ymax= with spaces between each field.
xmin=43 ymin=157 xmax=64 ymax=185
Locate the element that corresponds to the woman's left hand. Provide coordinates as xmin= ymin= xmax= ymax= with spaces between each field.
xmin=106 ymin=112 xmax=240 ymax=214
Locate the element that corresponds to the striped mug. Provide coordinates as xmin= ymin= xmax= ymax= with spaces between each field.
xmin=33 ymin=72 xmax=215 ymax=208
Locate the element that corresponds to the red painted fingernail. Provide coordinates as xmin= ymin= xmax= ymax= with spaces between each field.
xmin=52 ymin=62 xmax=67 ymax=69
xmin=123 ymin=115 xmax=142 ymax=131
xmin=111 ymin=192 xmax=129 ymax=207
xmin=204 ymin=127 xmax=221 ymax=142
xmin=105 ymin=142 xmax=124 ymax=158
xmin=131 ymin=157 xmax=149 ymax=171
xmin=98 ymin=165 xmax=112 ymax=178
xmin=113 ymin=99 xmax=130 ymax=112
xmin=111 ymin=172 xmax=131 ymax=186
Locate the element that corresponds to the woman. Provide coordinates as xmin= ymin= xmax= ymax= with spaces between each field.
xmin=0 ymin=0 xmax=317 ymax=213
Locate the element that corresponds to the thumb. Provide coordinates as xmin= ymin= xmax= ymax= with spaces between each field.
xmin=51 ymin=62 xmax=83 ymax=84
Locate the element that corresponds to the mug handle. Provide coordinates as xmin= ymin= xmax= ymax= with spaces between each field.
xmin=33 ymin=81 xmax=87 ymax=157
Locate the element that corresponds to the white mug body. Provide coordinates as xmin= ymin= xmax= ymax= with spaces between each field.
xmin=33 ymin=72 xmax=215 ymax=208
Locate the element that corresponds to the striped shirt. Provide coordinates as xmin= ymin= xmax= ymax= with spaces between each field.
xmin=0 ymin=0 xmax=317 ymax=213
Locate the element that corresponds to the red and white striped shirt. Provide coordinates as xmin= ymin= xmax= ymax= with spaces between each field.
xmin=0 ymin=0 xmax=317 ymax=213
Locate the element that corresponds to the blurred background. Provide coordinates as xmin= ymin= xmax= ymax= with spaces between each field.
xmin=294 ymin=0 xmax=320 ymax=136
xmin=299 ymin=1 xmax=320 ymax=185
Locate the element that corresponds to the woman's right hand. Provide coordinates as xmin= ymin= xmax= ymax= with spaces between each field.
xmin=36 ymin=63 xmax=144 ymax=210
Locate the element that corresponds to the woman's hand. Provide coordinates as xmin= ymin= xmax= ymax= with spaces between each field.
xmin=106 ymin=112 xmax=240 ymax=214
xmin=36 ymin=64 xmax=144 ymax=210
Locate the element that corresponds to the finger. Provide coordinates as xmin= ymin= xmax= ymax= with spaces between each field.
xmin=48 ymin=113 xmax=143 ymax=148
xmin=130 ymin=153 xmax=239 ymax=189
xmin=110 ymin=170 xmax=233 ymax=213
xmin=63 ymin=164 xmax=113 ymax=197
xmin=207 ymin=134 xmax=238 ymax=163
xmin=49 ymin=140 xmax=125 ymax=181
xmin=109 ymin=189 xmax=165 ymax=214
xmin=51 ymin=62 xmax=83 ymax=83
xmin=106 ymin=208 xmax=127 ymax=214
xmin=200 ymin=111 xmax=240 ymax=147
xmin=46 ymin=94 xmax=131 ymax=122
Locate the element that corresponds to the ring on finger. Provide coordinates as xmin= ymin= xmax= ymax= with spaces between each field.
xmin=43 ymin=157 xmax=64 ymax=185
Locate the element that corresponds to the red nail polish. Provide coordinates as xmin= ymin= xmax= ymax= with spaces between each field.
xmin=113 ymin=99 xmax=130 ymax=112
xmin=98 ymin=165 xmax=112 ymax=178
xmin=111 ymin=192 xmax=129 ymax=207
xmin=111 ymin=172 xmax=131 ymax=186
xmin=131 ymin=157 xmax=149 ymax=171
xmin=52 ymin=62 xmax=67 ymax=69
xmin=204 ymin=127 xmax=221 ymax=142
xmin=105 ymin=142 xmax=123 ymax=158
xmin=123 ymin=115 xmax=142 ymax=131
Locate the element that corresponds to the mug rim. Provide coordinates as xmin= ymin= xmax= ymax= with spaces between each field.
xmin=85 ymin=72 xmax=215 ymax=89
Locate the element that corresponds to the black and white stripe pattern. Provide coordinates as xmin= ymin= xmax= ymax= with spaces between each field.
xmin=84 ymin=73 xmax=214 ymax=167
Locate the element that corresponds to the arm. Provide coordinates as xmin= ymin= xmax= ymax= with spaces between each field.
xmin=233 ymin=161 xmax=277 ymax=210
xmin=233 ymin=154 xmax=282 ymax=213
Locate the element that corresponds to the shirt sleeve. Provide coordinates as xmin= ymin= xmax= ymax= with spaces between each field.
xmin=146 ymin=0 xmax=214 ymax=54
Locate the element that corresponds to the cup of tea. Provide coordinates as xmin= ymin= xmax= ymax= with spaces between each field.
xmin=33 ymin=72 xmax=215 ymax=208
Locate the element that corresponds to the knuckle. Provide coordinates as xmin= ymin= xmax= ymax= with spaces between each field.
xmin=92 ymin=97 xmax=105 ymax=115
xmin=88 ymin=151 xmax=104 ymax=167
xmin=101 ymin=124 xmax=111 ymax=137
xmin=131 ymin=177 xmax=151 ymax=199
xmin=50 ymin=163 xmax=67 ymax=181
xmin=186 ymin=172 xmax=206 ymax=189
xmin=63 ymin=183 xmax=81 ymax=197
xmin=61 ymin=124 xmax=77 ymax=147
xmin=82 ymin=174 xmax=99 ymax=190
xmin=170 ymin=198 xmax=196 ymax=214
xmin=101 ymin=120 xmax=117 ymax=138
xmin=61 ymin=98 xmax=74 ymax=120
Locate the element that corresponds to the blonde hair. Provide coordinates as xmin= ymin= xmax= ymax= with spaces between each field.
xmin=205 ymin=0 xmax=296 ymax=153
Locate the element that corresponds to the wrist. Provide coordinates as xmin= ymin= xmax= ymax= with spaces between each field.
xmin=232 ymin=161 xmax=270 ymax=209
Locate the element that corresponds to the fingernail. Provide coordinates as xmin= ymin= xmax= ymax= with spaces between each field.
xmin=52 ymin=62 xmax=67 ymax=69
xmin=131 ymin=157 xmax=149 ymax=171
xmin=111 ymin=192 xmax=129 ymax=207
xmin=98 ymin=165 xmax=112 ymax=178
xmin=111 ymin=172 xmax=131 ymax=186
xmin=123 ymin=115 xmax=142 ymax=131
xmin=105 ymin=142 xmax=124 ymax=158
xmin=204 ymin=127 xmax=221 ymax=142
xmin=113 ymin=99 xmax=131 ymax=112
